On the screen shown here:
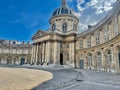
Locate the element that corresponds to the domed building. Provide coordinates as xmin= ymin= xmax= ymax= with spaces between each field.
xmin=32 ymin=0 xmax=79 ymax=66
xmin=32 ymin=0 xmax=120 ymax=74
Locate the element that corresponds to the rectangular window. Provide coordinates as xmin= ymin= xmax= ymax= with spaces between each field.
xmin=114 ymin=16 xmax=118 ymax=36
xmin=104 ymin=26 xmax=109 ymax=42
xmin=87 ymin=37 xmax=91 ymax=48
xmin=96 ymin=33 xmax=100 ymax=45
xmin=79 ymin=40 xmax=83 ymax=50
xmin=2 ymin=49 xmax=5 ymax=53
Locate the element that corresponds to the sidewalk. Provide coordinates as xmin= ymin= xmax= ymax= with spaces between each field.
xmin=75 ymin=69 xmax=120 ymax=85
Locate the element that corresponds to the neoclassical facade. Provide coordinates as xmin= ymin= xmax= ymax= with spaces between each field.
xmin=0 ymin=40 xmax=32 ymax=65
xmin=32 ymin=0 xmax=79 ymax=66
xmin=32 ymin=0 xmax=120 ymax=73
xmin=76 ymin=1 xmax=120 ymax=73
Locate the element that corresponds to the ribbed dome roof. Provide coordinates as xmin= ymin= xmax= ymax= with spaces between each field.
xmin=52 ymin=0 xmax=75 ymax=17
xmin=52 ymin=7 xmax=75 ymax=16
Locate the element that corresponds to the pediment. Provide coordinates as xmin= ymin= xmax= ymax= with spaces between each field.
xmin=32 ymin=30 xmax=48 ymax=39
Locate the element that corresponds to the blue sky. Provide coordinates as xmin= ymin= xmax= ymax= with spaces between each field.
xmin=0 ymin=0 xmax=117 ymax=42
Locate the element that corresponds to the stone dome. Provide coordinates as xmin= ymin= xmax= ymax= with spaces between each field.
xmin=52 ymin=7 xmax=75 ymax=17
xmin=52 ymin=0 xmax=75 ymax=17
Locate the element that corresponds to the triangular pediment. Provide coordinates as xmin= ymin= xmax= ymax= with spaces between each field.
xmin=32 ymin=30 xmax=48 ymax=39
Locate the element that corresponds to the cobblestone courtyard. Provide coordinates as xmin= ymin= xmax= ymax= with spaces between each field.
xmin=0 ymin=65 xmax=120 ymax=90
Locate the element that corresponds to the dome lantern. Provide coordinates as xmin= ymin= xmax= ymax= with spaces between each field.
xmin=62 ymin=0 xmax=67 ymax=7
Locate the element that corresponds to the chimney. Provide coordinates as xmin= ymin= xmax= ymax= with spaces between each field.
xmin=88 ymin=25 xmax=92 ymax=29
xmin=27 ymin=41 xmax=30 ymax=45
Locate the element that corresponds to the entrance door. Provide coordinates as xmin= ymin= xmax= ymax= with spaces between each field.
xmin=80 ymin=60 xmax=84 ymax=69
xmin=60 ymin=54 xmax=63 ymax=65
xmin=20 ymin=57 xmax=25 ymax=65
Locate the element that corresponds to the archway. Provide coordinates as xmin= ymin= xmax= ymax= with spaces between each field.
xmin=14 ymin=56 xmax=19 ymax=65
xmin=20 ymin=57 xmax=25 ymax=65
xmin=87 ymin=53 xmax=92 ymax=69
xmin=7 ymin=56 xmax=12 ymax=64
xmin=0 ymin=57 xmax=6 ymax=64
xmin=96 ymin=52 xmax=102 ymax=71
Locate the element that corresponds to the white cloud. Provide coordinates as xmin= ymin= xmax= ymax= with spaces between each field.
xmin=68 ymin=0 xmax=117 ymax=32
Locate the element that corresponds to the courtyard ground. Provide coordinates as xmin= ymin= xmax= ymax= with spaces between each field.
xmin=1 ymin=64 xmax=120 ymax=90
xmin=0 ymin=67 xmax=52 ymax=90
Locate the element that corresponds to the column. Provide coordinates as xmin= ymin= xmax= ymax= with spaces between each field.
xmin=84 ymin=54 xmax=88 ymax=69
xmin=43 ymin=42 xmax=45 ymax=63
xmin=47 ymin=41 xmax=51 ymax=64
xmin=45 ymin=42 xmax=47 ymax=63
xmin=35 ymin=43 xmax=39 ymax=64
xmin=33 ymin=44 xmax=36 ymax=64
xmin=111 ymin=46 xmax=115 ymax=73
xmin=54 ymin=41 xmax=58 ymax=64
xmin=38 ymin=43 xmax=40 ymax=64
xmin=101 ymin=49 xmax=106 ymax=71
xmin=76 ymin=53 xmax=79 ymax=68
xmin=92 ymin=51 xmax=97 ymax=70
xmin=31 ymin=45 xmax=34 ymax=64
xmin=113 ymin=45 xmax=119 ymax=74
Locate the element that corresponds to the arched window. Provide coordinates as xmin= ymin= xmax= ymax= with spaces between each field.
xmin=62 ymin=23 xmax=67 ymax=32
xmin=73 ymin=24 xmax=77 ymax=30
xmin=52 ymin=24 xmax=56 ymax=31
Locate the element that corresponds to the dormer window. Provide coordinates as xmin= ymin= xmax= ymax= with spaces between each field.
xmin=62 ymin=23 xmax=67 ymax=33
xmin=52 ymin=24 xmax=56 ymax=31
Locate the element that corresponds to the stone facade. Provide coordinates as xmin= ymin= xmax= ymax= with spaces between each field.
xmin=32 ymin=0 xmax=120 ymax=73
xmin=76 ymin=1 xmax=120 ymax=73
xmin=0 ymin=40 xmax=32 ymax=65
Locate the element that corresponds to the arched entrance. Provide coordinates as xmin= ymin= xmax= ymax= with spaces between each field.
xmin=7 ymin=56 xmax=12 ymax=64
xmin=60 ymin=53 xmax=63 ymax=65
xmin=87 ymin=53 xmax=92 ymax=69
xmin=20 ymin=57 xmax=25 ymax=65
